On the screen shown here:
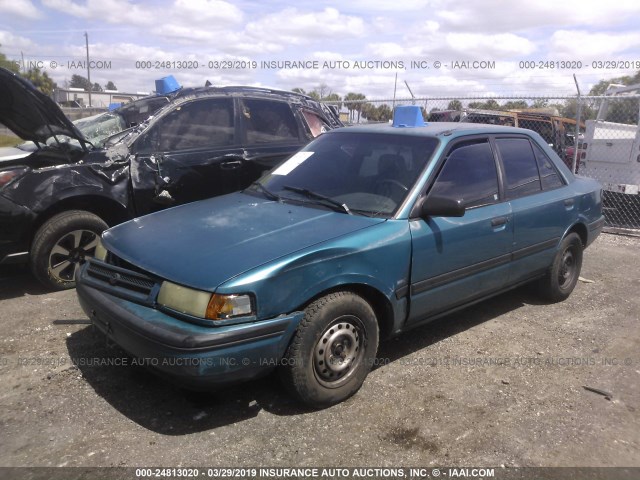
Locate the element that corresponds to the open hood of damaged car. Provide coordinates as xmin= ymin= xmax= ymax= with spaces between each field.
xmin=0 ymin=67 xmax=88 ymax=146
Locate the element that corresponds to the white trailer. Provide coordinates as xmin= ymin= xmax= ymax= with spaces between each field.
xmin=581 ymin=83 xmax=640 ymax=195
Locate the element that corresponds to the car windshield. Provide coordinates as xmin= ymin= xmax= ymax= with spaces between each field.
xmin=73 ymin=112 xmax=127 ymax=147
xmin=255 ymin=131 xmax=439 ymax=217
xmin=36 ymin=111 xmax=126 ymax=151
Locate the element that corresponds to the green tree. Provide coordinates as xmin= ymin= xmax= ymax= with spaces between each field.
xmin=589 ymin=71 xmax=640 ymax=95
xmin=531 ymin=98 xmax=549 ymax=109
xmin=307 ymin=90 xmax=321 ymax=100
xmin=503 ymin=100 xmax=529 ymax=110
xmin=292 ymin=87 xmax=306 ymax=95
xmin=0 ymin=44 xmax=20 ymax=73
xmin=587 ymin=71 xmax=640 ymax=124
xmin=344 ymin=92 xmax=366 ymax=122
xmin=447 ymin=99 xmax=462 ymax=110
xmin=323 ymin=92 xmax=342 ymax=110
xmin=375 ymin=104 xmax=392 ymax=122
xmin=105 ymin=80 xmax=117 ymax=90
xmin=69 ymin=74 xmax=91 ymax=90
xmin=24 ymin=68 xmax=56 ymax=95
xmin=92 ymin=82 xmax=103 ymax=92
xmin=317 ymin=83 xmax=331 ymax=99
xmin=468 ymin=99 xmax=500 ymax=110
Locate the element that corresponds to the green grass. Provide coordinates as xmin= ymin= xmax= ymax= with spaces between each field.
xmin=0 ymin=134 xmax=20 ymax=147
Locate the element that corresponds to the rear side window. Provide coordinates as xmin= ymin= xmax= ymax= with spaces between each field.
xmin=145 ymin=98 xmax=235 ymax=151
xmin=532 ymin=143 xmax=565 ymax=190
xmin=243 ymin=99 xmax=299 ymax=144
xmin=430 ymin=139 xmax=499 ymax=209
xmin=301 ymin=110 xmax=329 ymax=137
xmin=496 ymin=138 xmax=542 ymax=199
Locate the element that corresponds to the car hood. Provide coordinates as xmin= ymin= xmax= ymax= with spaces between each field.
xmin=0 ymin=67 xmax=87 ymax=145
xmin=0 ymin=145 xmax=34 ymax=162
xmin=102 ymin=192 xmax=386 ymax=291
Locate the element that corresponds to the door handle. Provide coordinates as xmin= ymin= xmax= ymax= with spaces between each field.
xmin=564 ymin=198 xmax=575 ymax=207
xmin=491 ymin=216 xmax=508 ymax=227
xmin=220 ymin=160 xmax=243 ymax=170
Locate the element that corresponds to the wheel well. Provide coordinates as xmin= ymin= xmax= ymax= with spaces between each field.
xmin=568 ymin=222 xmax=588 ymax=247
xmin=28 ymin=196 xmax=131 ymax=246
xmin=302 ymin=284 xmax=395 ymax=339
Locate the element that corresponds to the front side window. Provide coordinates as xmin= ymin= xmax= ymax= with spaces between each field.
xmin=496 ymin=137 xmax=542 ymax=199
xmin=243 ymin=99 xmax=299 ymax=144
xmin=141 ymin=98 xmax=235 ymax=152
xmin=429 ymin=139 xmax=499 ymax=209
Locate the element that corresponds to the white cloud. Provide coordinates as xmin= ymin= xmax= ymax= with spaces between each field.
xmin=245 ymin=8 xmax=365 ymax=45
xmin=444 ymin=33 xmax=536 ymax=58
xmin=0 ymin=30 xmax=37 ymax=50
xmin=327 ymin=0 xmax=438 ymax=12
xmin=0 ymin=0 xmax=41 ymax=20
xmin=437 ymin=0 xmax=640 ymax=31
xmin=548 ymin=30 xmax=640 ymax=59
xmin=41 ymin=0 xmax=243 ymax=30
xmin=41 ymin=0 xmax=151 ymax=25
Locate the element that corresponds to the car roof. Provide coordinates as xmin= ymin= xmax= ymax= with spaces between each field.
xmin=172 ymin=85 xmax=316 ymax=104
xmin=329 ymin=121 xmax=538 ymax=138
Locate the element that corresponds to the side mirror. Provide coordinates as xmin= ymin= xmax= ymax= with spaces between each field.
xmin=421 ymin=195 xmax=465 ymax=218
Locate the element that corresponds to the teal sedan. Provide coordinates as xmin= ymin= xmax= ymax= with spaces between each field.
xmin=76 ymin=106 xmax=604 ymax=408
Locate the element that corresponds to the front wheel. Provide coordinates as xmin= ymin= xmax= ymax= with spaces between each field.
xmin=538 ymin=232 xmax=583 ymax=302
xmin=279 ymin=292 xmax=379 ymax=408
xmin=30 ymin=210 xmax=108 ymax=290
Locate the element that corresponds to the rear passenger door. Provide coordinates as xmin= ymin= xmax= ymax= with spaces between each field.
xmin=131 ymin=97 xmax=244 ymax=215
xmin=239 ymin=98 xmax=306 ymax=182
xmin=408 ymin=138 xmax=513 ymax=325
xmin=494 ymin=136 xmax=573 ymax=284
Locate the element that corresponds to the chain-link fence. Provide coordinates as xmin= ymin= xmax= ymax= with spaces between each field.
xmin=334 ymin=91 xmax=640 ymax=233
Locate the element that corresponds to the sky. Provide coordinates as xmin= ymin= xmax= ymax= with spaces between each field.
xmin=1 ymin=0 xmax=640 ymax=100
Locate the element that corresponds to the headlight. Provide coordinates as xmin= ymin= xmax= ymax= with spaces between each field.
xmin=0 ymin=167 xmax=29 ymax=189
xmin=157 ymin=280 xmax=254 ymax=321
xmin=93 ymin=237 xmax=108 ymax=261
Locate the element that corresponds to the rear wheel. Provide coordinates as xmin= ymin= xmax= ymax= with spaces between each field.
xmin=538 ymin=233 xmax=583 ymax=302
xmin=30 ymin=210 xmax=108 ymax=290
xmin=279 ymin=291 xmax=379 ymax=408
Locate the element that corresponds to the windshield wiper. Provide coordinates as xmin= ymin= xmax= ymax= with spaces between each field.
xmin=249 ymin=182 xmax=281 ymax=201
xmin=282 ymin=185 xmax=351 ymax=215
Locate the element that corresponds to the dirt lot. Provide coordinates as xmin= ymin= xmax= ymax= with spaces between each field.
xmin=0 ymin=233 xmax=638 ymax=470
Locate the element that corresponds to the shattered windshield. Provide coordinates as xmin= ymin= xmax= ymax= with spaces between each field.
xmin=254 ymin=131 xmax=438 ymax=217
xmin=73 ymin=112 xmax=126 ymax=147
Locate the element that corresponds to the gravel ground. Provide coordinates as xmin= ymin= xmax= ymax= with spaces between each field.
xmin=0 ymin=233 xmax=638 ymax=470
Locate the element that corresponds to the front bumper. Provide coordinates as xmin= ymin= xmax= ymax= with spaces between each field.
xmin=0 ymin=194 xmax=33 ymax=264
xmin=76 ymin=277 xmax=304 ymax=389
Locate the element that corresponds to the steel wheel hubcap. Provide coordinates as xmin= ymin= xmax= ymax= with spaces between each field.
xmin=313 ymin=316 xmax=364 ymax=388
xmin=558 ymin=248 xmax=575 ymax=288
xmin=48 ymin=229 xmax=99 ymax=282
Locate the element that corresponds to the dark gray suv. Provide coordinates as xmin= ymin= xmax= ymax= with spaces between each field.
xmin=0 ymin=67 xmax=342 ymax=289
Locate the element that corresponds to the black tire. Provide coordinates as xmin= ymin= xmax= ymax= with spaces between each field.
xmin=279 ymin=291 xmax=379 ymax=408
xmin=30 ymin=210 xmax=108 ymax=290
xmin=538 ymin=233 xmax=583 ymax=302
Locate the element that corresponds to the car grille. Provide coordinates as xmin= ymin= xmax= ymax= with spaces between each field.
xmin=85 ymin=257 xmax=159 ymax=303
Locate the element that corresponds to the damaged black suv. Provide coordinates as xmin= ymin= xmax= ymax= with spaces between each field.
xmin=0 ymin=67 xmax=342 ymax=289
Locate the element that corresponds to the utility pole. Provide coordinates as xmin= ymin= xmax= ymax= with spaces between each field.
xmin=20 ymin=51 xmax=25 ymax=72
xmin=85 ymin=32 xmax=92 ymax=107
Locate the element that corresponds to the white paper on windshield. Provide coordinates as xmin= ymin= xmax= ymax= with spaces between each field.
xmin=272 ymin=151 xmax=314 ymax=175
